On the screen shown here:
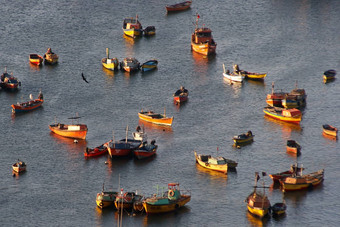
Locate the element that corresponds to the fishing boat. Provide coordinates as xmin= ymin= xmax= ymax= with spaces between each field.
xmin=322 ymin=124 xmax=338 ymax=137
xmin=96 ymin=184 xmax=118 ymax=209
xmin=143 ymin=183 xmax=191 ymax=214
xmin=269 ymin=163 xmax=304 ymax=183
xmin=11 ymin=92 xmax=44 ymax=114
xmin=191 ymin=15 xmax=217 ymax=56
xmin=134 ymin=140 xmax=158 ymax=159
xmin=12 ymin=160 xmax=27 ymax=173
xmin=166 ymin=1 xmax=192 ymax=12
xmin=173 ymin=86 xmax=189 ymax=103
xmin=194 ymin=151 xmax=237 ymax=173
xmin=122 ymin=16 xmax=143 ymax=38
xmin=84 ymin=144 xmax=108 ymax=157
xmin=0 ymin=67 xmax=21 ymax=90
xmin=115 ymin=191 xmax=144 ymax=211
xmin=271 ymin=202 xmax=287 ymax=216
xmin=140 ymin=59 xmax=158 ymax=72
xmin=279 ymin=169 xmax=324 ymax=192
xmin=29 ymin=54 xmax=43 ymax=66
xmin=233 ymin=131 xmax=254 ymax=145
xmin=223 ymin=64 xmax=243 ymax=83
xmin=120 ymin=57 xmax=140 ymax=72
xmin=286 ymin=140 xmax=301 ymax=155
xmin=245 ymin=172 xmax=271 ymax=218
xmin=265 ymin=82 xmax=287 ymax=107
xmin=282 ymin=83 xmax=307 ymax=109
xmin=143 ymin=26 xmax=156 ymax=36
xmin=102 ymin=48 xmax=119 ymax=70
xmin=263 ymin=106 xmax=302 ymax=124
xmin=233 ymin=64 xmax=267 ymax=80
xmin=43 ymin=48 xmax=58 ymax=65
xmin=49 ymin=116 xmax=88 ymax=140
xmin=138 ymin=109 xmax=174 ymax=126
xmin=323 ymin=69 xmax=336 ymax=81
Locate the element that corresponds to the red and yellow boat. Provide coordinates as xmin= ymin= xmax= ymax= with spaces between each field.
xmin=263 ymin=106 xmax=302 ymax=124
xmin=122 ymin=16 xmax=143 ymax=38
xmin=191 ymin=15 xmax=216 ymax=56
xmin=322 ymin=124 xmax=338 ymax=137
xmin=12 ymin=160 xmax=27 ymax=173
xmin=49 ymin=116 xmax=88 ymax=140
xmin=29 ymin=54 xmax=43 ymax=65
xmin=279 ymin=169 xmax=324 ymax=192
xmin=11 ymin=92 xmax=44 ymax=113
xmin=286 ymin=140 xmax=301 ymax=155
xmin=138 ymin=109 xmax=173 ymax=126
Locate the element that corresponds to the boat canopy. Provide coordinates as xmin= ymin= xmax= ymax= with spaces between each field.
xmin=282 ymin=109 xmax=301 ymax=117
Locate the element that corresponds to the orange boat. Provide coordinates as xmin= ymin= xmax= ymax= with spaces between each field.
xmin=191 ymin=15 xmax=217 ymax=56
xmin=11 ymin=92 xmax=44 ymax=113
xmin=286 ymin=140 xmax=301 ymax=155
xmin=166 ymin=1 xmax=192 ymax=12
xmin=29 ymin=54 xmax=43 ymax=65
xmin=263 ymin=106 xmax=302 ymax=124
xmin=49 ymin=116 xmax=88 ymax=140
xmin=322 ymin=124 xmax=338 ymax=137
xmin=138 ymin=109 xmax=173 ymax=126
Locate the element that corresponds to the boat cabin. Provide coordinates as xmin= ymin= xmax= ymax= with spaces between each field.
xmin=209 ymin=157 xmax=226 ymax=165
xmin=123 ymin=18 xmax=142 ymax=29
xmin=282 ymin=108 xmax=301 ymax=117
xmin=193 ymin=28 xmax=213 ymax=44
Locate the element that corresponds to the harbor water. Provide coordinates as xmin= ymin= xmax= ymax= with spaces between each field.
xmin=0 ymin=0 xmax=339 ymax=226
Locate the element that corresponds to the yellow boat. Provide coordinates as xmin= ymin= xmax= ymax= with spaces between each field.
xmin=122 ymin=16 xmax=143 ymax=38
xmin=96 ymin=191 xmax=118 ymax=209
xmin=322 ymin=124 xmax=338 ymax=137
xmin=138 ymin=109 xmax=173 ymax=126
xmin=233 ymin=131 xmax=254 ymax=145
xmin=143 ymin=183 xmax=191 ymax=214
xmin=245 ymin=173 xmax=271 ymax=219
xmin=191 ymin=16 xmax=216 ymax=56
xmin=43 ymin=48 xmax=58 ymax=65
xmin=280 ymin=169 xmax=324 ymax=192
xmin=263 ymin=106 xmax=302 ymax=124
xmin=102 ymin=48 xmax=119 ymax=70
xmin=194 ymin=151 xmax=237 ymax=173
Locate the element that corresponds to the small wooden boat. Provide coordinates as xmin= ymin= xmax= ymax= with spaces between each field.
xmin=11 ymin=92 xmax=44 ymax=114
xmin=29 ymin=54 xmax=43 ymax=66
xmin=120 ymin=57 xmax=140 ymax=72
xmin=12 ymin=159 xmax=27 ymax=173
xmin=143 ymin=183 xmax=191 ymax=214
xmin=134 ymin=140 xmax=158 ymax=159
xmin=233 ymin=131 xmax=254 ymax=145
xmin=143 ymin=26 xmax=156 ymax=36
xmin=269 ymin=163 xmax=304 ymax=183
xmin=279 ymin=169 xmax=324 ymax=192
xmin=0 ymin=67 xmax=21 ymax=90
xmin=245 ymin=173 xmax=271 ymax=218
xmin=49 ymin=116 xmax=88 ymax=140
xmin=322 ymin=124 xmax=338 ymax=137
xmin=191 ymin=16 xmax=217 ymax=56
xmin=43 ymin=48 xmax=58 ymax=65
xmin=282 ymin=83 xmax=307 ymax=109
xmin=84 ymin=144 xmax=108 ymax=157
xmin=271 ymin=202 xmax=287 ymax=216
xmin=138 ymin=109 xmax=174 ymax=126
xmin=166 ymin=1 xmax=192 ymax=12
xmin=266 ymin=82 xmax=287 ymax=107
xmin=96 ymin=184 xmax=118 ymax=209
xmin=104 ymin=139 xmax=141 ymax=158
xmin=323 ymin=69 xmax=336 ymax=81
xmin=173 ymin=86 xmax=189 ymax=103
xmin=140 ymin=59 xmax=158 ymax=72
xmin=194 ymin=151 xmax=237 ymax=173
xmin=102 ymin=48 xmax=119 ymax=70
xmin=233 ymin=65 xmax=267 ymax=80
xmin=223 ymin=64 xmax=243 ymax=83
xmin=263 ymin=106 xmax=302 ymax=124
xmin=115 ymin=191 xmax=144 ymax=211
xmin=122 ymin=16 xmax=143 ymax=38
xmin=286 ymin=140 xmax=301 ymax=155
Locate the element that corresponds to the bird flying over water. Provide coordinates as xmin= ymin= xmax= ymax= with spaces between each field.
xmin=81 ymin=73 xmax=89 ymax=83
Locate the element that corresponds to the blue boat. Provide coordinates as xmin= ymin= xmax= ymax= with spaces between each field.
xmin=140 ymin=59 xmax=158 ymax=72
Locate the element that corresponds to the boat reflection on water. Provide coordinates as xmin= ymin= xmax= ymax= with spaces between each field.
xmin=246 ymin=211 xmax=269 ymax=227
xmin=142 ymin=206 xmax=190 ymax=226
xmin=12 ymin=170 xmax=26 ymax=178
xmin=322 ymin=132 xmax=338 ymax=141
xmin=246 ymin=79 xmax=265 ymax=87
xmin=138 ymin=120 xmax=173 ymax=133
xmin=195 ymin=164 xmax=229 ymax=183
xmin=49 ymin=132 xmax=87 ymax=152
xmin=264 ymin=115 xmax=302 ymax=137
xmin=191 ymin=51 xmax=214 ymax=73
xmin=282 ymin=190 xmax=308 ymax=208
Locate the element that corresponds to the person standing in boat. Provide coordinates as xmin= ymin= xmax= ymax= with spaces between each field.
xmin=38 ymin=91 xmax=43 ymax=100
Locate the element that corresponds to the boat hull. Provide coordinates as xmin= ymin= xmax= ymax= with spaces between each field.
xmin=49 ymin=124 xmax=88 ymax=140
xmin=166 ymin=1 xmax=192 ymax=12
xmin=102 ymin=58 xmax=119 ymax=70
xmin=322 ymin=125 xmax=338 ymax=137
xmin=29 ymin=54 xmax=43 ymax=65
xmin=96 ymin=192 xmax=118 ymax=209
xmin=12 ymin=165 xmax=26 ymax=173
xmin=138 ymin=112 xmax=173 ymax=126
xmin=11 ymin=99 xmax=43 ymax=113
xmin=143 ymin=195 xmax=191 ymax=214
xmin=123 ymin=28 xmax=142 ymax=38
xmin=242 ymin=72 xmax=267 ymax=80
xmin=280 ymin=169 xmax=324 ymax=192
xmin=173 ymin=95 xmax=188 ymax=103
xmin=84 ymin=145 xmax=108 ymax=157
xmin=191 ymin=41 xmax=216 ymax=56
xmin=195 ymin=152 xmax=228 ymax=173
xmin=263 ymin=108 xmax=301 ymax=124
xmin=223 ymin=72 xmax=243 ymax=83
xmin=247 ymin=205 xmax=269 ymax=218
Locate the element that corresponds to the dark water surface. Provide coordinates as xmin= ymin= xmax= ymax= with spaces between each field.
xmin=1 ymin=0 xmax=339 ymax=226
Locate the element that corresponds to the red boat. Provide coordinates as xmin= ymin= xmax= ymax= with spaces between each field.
xmin=84 ymin=144 xmax=108 ymax=157
xmin=0 ymin=67 xmax=21 ymax=90
xmin=173 ymin=86 xmax=189 ymax=104
xmin=269 ymin=163 xmax=304 ymax=183
xmin=134 ymin=140 xmax=158 ymax=159
xmin=11 ymin=92 xmax=44 ymax=113
xmin=166 ymin=1 xmax=192 ymax=12
xmin=104 ymin=139 xmax=141 ymax=158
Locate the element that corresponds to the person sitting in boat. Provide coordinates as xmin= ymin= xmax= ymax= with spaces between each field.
xmin=38 ymin=91 xmax=43 ymax=100
xmin=46 ymin=48 xmax=54 ymax=54
xmin=174 ymin=86 xmax=188 ymax=96
xmin=136 ymin=125 xmax=141 ymax=132
xmin=233 ymin=64 xmax=240 ymax=74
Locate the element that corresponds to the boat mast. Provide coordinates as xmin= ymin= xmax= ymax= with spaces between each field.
xmin=125 ymin=125 xmax=128 ymax=143
xmin=106 ymin=48 xmax=109 ymax=59
xmin=271 ymin=82 xmax=274 ymax=94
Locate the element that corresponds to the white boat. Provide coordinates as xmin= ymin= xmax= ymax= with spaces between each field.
xmin=222 ymin=64 xmax=243 ymax=83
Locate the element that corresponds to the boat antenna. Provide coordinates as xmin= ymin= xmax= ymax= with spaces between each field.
xmin=271 ymin=82 xmax=274 ymax=94
xmin=106 ymin=48 xmax=109 ymax=59
xmin=222 ymin=64 xmax=226 ymax=74
xmin=295 ymin=80 xmax=298 ymax=89
xmin=164 ymin=107 xmax=166 ymax=117
xmin=125 ymin=125 xmax=128 ymax=143
xmin=195 ymin=13 xmax=200 ymax=30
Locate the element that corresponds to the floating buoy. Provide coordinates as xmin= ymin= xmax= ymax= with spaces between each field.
xmin=105 ymin=161 xmax=108 ymax=164
xmin=74 ymin=140 xmax=78 ymax=143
